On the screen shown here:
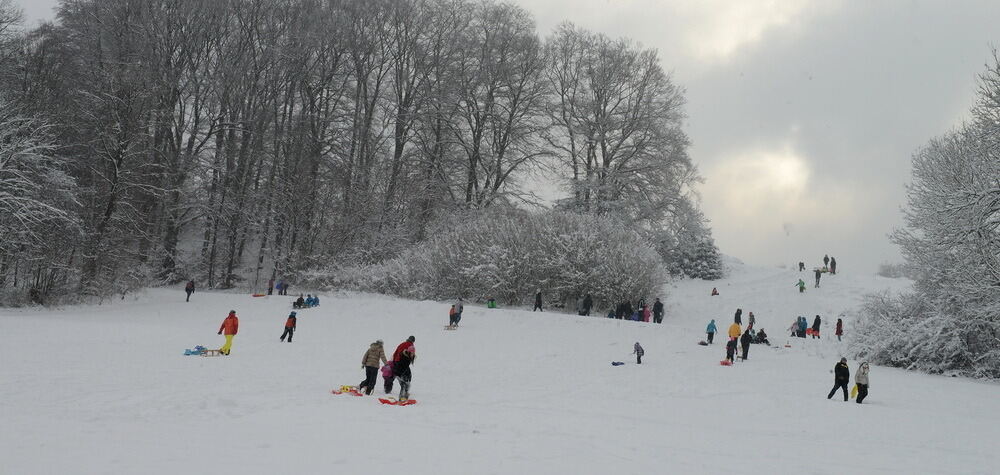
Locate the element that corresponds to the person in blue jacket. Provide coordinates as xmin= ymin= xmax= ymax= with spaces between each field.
xmin=797 ymin=316 xmax=808 ymax=338
xmin=706 ymin=319 xmax=717 ymax=344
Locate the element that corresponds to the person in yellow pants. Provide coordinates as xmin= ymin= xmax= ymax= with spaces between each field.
xmin=218 ymin=310 xmax=239 ymax=355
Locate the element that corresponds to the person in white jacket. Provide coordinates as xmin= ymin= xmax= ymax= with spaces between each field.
xmin=855 ymin=362 xmax=870 ymax=404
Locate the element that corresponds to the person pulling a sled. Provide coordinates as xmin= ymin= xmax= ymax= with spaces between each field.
xmin=392 ymin=336 xmax=416 ymax=401
xmin=359 ymin=340 xmax=388 ymax=395
xmin=280 ymin=311 xmax=296 ymax=342
xmin=855 ymin=362 xmax=870 ymax=404
xmin=811 ymin=315 xmax=822 ymax=339
xmin=217 ymin=310 xmax=239 ymax=355
xmin=706 ymin=319 xmax=717 ymax=344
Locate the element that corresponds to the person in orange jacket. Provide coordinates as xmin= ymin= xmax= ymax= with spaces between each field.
xmin=280 ymin=311 xmax=296 ymax=343
xmin=218 ymin=310 xmax=239 ymax=355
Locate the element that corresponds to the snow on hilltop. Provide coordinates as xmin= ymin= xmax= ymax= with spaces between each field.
xmin=0 ymin=261 xmax=996 ymax=475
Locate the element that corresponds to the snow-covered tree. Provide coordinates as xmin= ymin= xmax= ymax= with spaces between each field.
xmin=852 ymin=54 xmax=1000 ymax=378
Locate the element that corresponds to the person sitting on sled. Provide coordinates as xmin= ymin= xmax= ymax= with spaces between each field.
xmin=293 ymin=294 xmax=305 ymax=309
xmin=711 ymin=287 xmax=719 ymax=296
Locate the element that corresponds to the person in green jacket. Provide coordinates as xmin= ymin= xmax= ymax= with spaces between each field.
xmin=795 ymin=279 xmax=806 ymax=293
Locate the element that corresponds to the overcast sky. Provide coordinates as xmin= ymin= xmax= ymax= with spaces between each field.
xmin=19 ymin=0 xmax=1000 ymax=273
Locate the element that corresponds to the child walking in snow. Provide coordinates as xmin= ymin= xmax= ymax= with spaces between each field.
xmin=279 ymin=311 xmax=296 ymax=342
xmin=633 ymin=342 xmax=644 ymax=364
xmin=706 ymin=319 xmax=717 ymax=344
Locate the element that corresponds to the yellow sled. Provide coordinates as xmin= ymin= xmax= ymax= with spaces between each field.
xmin=850 ymin=384 xmax=859 ymax=399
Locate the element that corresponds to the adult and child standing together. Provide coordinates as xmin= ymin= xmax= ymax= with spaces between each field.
xmin=828 ymin=357 xmax=870 ymax=403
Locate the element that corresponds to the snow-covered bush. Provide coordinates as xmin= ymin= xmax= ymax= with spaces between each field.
xmin=339 ymin=209 xmax=667 ymax=309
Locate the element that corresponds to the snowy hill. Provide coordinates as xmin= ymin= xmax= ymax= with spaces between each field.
xmin=1 ymin=262 xmax=997 ymax=475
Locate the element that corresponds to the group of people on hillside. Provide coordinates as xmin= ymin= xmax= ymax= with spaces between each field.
xmin=795 ymin=255 xmax=840 ymax=291
xmin=268 ymin=278 xmax=291 ymax=296
xmin=711 ymin=308 xmax=769 ymax=363
xmin=788 ymin=315 xmax=844 ymax=340
xmin=606 ymin=298 xmax=665 ymax=323
xmin=293 ymin=294 xmax=320 ymax=309
xmin=209 ymin=307 xmax=417 ymax=401
xmin=357 ymin=336 xmax=416 ymax=401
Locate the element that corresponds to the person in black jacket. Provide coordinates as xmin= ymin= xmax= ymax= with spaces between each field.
xmin=734 ymin=308 xmax=742 ymax=325
xmin=812 ymin=315 xmax=822 ymax=339
xmin=740 ymin=330 xmax=752 ymax=360
xmin=652 ymin=298 xmax=664 ymax=323
xmin=185 ymin=280 xmax=195 ymax=302
xmin=827 ymin=357 xmax=851 ymax=401
xmin=581 ymin=294 xmax=593 ymax=316
xmin=533 ymin=290 xmax=543 ymax=312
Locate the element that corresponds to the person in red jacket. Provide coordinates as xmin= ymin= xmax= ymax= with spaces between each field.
xmin=391 ymin=336 xmax=416 ymax=401
xmin=218 ymin=310 xmax=239 ymax=355
xmin=280 ymin=311 xmax=296 ymax=343
xmin=392 ymin=336 xmax=415 ymax=362
xmin=384 ymin=336 xmax=416 ymax=395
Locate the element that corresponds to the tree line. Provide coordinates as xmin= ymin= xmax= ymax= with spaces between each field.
xmin=0 ymin=0 xmax=720 ymax=304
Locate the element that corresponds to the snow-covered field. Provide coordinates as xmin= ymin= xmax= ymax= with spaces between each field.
xmin=1 ymin=262 xmax=997 ymax=475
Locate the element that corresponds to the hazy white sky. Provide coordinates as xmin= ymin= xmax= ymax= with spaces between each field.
xmin=18 ymin=0 xmax=1000 ymax=273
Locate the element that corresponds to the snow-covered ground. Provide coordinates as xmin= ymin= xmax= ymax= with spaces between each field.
xmin=1 ymin=262 xmax=997 ymax=474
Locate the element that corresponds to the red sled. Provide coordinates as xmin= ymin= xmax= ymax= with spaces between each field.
xmin=251 ymin=293 xmax=266 ymax=297
xmin=379 ymin=398 xmax=417 ymax=406
xmin=719 ymin=360 xmax=733 ymax=366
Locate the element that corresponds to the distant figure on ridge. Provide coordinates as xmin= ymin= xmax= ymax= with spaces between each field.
xmin=652 ymin=298 xmax=664 ymax=323
xmin=533 ymin=290 xmax=543 ymax=312
xmin=830 ymin=256 xmax=837 ymax=275
xmin=185 ymin=280 xmax=195 ymax=302
xmin=711 ymin=287 xmax=719 ymax=296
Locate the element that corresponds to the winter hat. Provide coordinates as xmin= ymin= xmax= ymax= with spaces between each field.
xmin=840 ymin=357 xmax=848 ymax=363
xmin=290 ymin=311 xmax=297 ymax=317
xmin=375 ymin=340 xmax=383 ymax=345
xmin=407 ymin=336 xmax=415 ymax=343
